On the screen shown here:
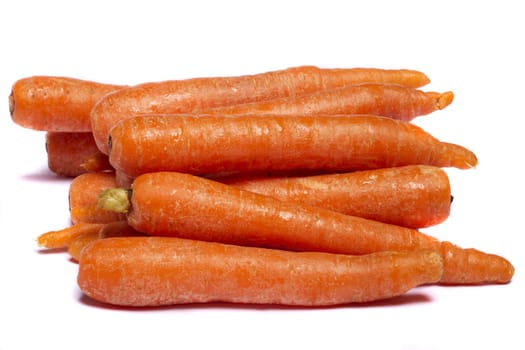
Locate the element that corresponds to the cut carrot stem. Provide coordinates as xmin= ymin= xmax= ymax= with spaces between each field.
xmin=108 ymin=114 xmax=478 ymax=178
xmin=46 ymin=132 xmax=112 ymax=177
xmin=69 ymin=172 xmax=126 ymax=224
xmin=36 ymin=223 xmax=105 ymax=249
xmin=10 ymin=76 xmax=124 ymax=132
xmin=206 ymin=84 xmax=453 ymax=122
xmin=221 ymin=165 xmax=452 ymax=229
xmin=98 ymin=172 xmax=513 ymax=285
xmin=91 ymin=66 xmax=430 ymax=153
xmin=77 ymin=236 xmax=443 ymax=307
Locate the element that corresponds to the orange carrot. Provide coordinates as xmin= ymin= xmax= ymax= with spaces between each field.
xmin=68 ymin=231 xmax=99 ymax=262
xmin=68 ymin=221 xmax=145 ymax=262
xmin=36 ymin=223 xmax=105 ymax=249
xmin=46 ymin=132 xmax=112 ymax=177
xmin=207 ymin=83 xmax=454 ymax=122
xmin=99 ymin=171 xmax=513 ymax=285
xmin=91 ymin=66 xmax=430 ymax=153
xmin=78 ymin=236 xmax=443 ymax=307
xmin=107 ymin=114 xmax=478 ymax=179
xmin=10 ymin=76 xmax=124 ymax=132
xmin=79 ymin=165 xmax=450 ymax=229
xmin=221 ymin=165 xmax=452 ymax=229
xmin=69 ymin=172 xmax=126 ymax=224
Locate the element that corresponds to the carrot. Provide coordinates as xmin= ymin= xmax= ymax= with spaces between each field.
xmin=80 ymin=165 xmax=450 ymax=229
xmin=221 ymin=165 xmax=452 ymax=229
xmin=68 ymin=231 xmax=99 ymax=262
xmin=10 ymin=76 xmax=124 ymax=132
xmin=68 ymin=221 xmax=145 ymax=262
xmin=206 ymin=83 xmax=454 ymax=122
xmin=107 ymin=114 xmax=478 ymax=179
xmin=46 ymin=132 xmax=112 ymax=177
xmin=77 ymin=236 xmax=443 ymax=307
xmin=99 ymin=171 xmax=513 ymax=285
xmin=91 ymin=66 xmax=430 ymax=153
xmin=36 ymin=223 xmax=105 ymax=249
xmin=69 ymin=172 xmax=126 ymax=224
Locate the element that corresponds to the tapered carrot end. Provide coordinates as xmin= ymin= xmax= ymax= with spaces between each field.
xmin=440 ymin=242 xmax=515 ymax=285
xmin=442 ymin=142 xmax=478 ymax=169
xmin=436 ymin=91 xmax=454 ymax=110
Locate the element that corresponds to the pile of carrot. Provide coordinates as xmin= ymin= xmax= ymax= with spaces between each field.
xmin=10 ymin=65 xmax=514 ymax=308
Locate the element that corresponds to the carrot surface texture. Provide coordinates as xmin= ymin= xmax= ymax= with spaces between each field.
xmin=10 ymin=76 xmax=124 ymax=132
xmin=108 ymin=114 xmax=478 ymax=179
xmin=207 ymin=83 xmax=454 ymax=122
xmin=78 ymin=236 xmax=443 ymax=307
xmin=99 ymin=172 xmax=514 ymax=285
xmin=69 ymin=172 xmax=126 ymax=224
xmin=222 ymin=165 xmax=452 ymax=229
xmin=91 ymin=66 xmax=430 ymax=153
xmin=46 ymin=132 xmax=112 ymax=177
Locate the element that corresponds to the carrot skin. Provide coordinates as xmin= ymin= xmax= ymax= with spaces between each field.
xmin=91 ymin=66 xmax=430 ymax=153
xmin=207 ymin=84 xmax=454 ymax=122
xmin=69 ymin=172 xmax=126 ymax=224
xmin=46 ymin=132 xmax=112 ymax=177
xmin=10 ymin=76 xmax=123 ymax=132
xmin=77 ymin=236 xmax=443 ymax=307
xmin=222 ymin=165 xmax=452 ymax=229
xmin=108 ymin=114 xmax=478 ymax=178
xmin=108 ymin=171 xmax=512 ymax=285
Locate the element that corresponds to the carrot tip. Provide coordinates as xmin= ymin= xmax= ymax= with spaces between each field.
xmin=436 ymin=91 xmax=454 ymax=110
xmin=98 ymin=188 xmax=131 ymax=214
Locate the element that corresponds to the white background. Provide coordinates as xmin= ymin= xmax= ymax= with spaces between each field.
xmin=0 ymin=1 xmax=523 ymax=349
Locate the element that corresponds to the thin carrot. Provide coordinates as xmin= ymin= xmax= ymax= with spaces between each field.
xmin=10 ymin=76 xmax=124 ymax=132
xmin=77 ymin=236 xmax=443 ymax=307
xmin=68 ymin=221 xmax=145 ymax=262
xmin=206 ymin=83 xmax=454 ymax=122
xmin=107 ymin=114 xmax=478 ymax=179
xmin=91 ymin=66 xmax=430 ymax=153
xmin=46 ymin=132 xmax=112 ymax=177
xmin=68 ymin=231 xmax=99 ymax=262
xmin=99 ymin=171 xmax=514 ymax=285
xmin=69 ymin=172 xmax=126 ymax=224
xmin=221 ymin=165 xmax=452 ymax=229
xmin=36 ymin=223 xmax=105 ymax=249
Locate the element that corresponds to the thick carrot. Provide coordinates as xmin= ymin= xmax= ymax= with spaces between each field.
xmin=221 ymin=165 xmax=452 ymax=229
xmin=69 ymin=172 xmax=126 ymax=224
xmin=108 ymin=114 xmax=478 ymax=179
xmin=78 ymin=165 xmax=450 ymax=229
xmin=10 ymin=76 xmax=124 ymax=132
xmin=99 ymin=171 xmax=513 ymax=285
xmin=36 ymin=223 xmax=105 ymax=249
xmin=91 ymin=66 xmax=430 ymax=153
xmin=68 ymin=221 xmax=145 ymax=262
xmin=207 ymin=83 xmax=454 ymax=122
xmin=46 ymin=132 xmax=112 ymax=177
xmin=78 ymin=236 xmax=443 ymax=307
